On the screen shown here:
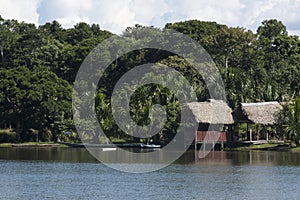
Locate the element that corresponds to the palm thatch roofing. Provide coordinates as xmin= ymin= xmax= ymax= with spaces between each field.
xmin=185 ymin=99 xmax=234 ymax=124
xmin=233 ymin=101 xmax=282 ymax=125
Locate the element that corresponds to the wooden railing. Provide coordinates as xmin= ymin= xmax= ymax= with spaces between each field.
xmin=195 ymin=131 xmax=227 ymax=143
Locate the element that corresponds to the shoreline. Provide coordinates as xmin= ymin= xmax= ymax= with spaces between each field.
xmin=0 ymin=142 xmax=68 ymax=148
xmin=225 ymin=143 xmax=300 ymax=152
xmin=1 ymin=142 xmax=300 ymax=153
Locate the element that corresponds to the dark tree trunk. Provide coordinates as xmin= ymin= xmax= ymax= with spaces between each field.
xmin=15 ymin=118 xmax=21 ymax=142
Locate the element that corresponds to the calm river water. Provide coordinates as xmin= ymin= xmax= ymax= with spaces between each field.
xmin=0 ymin=147 xmax=299 ymax=200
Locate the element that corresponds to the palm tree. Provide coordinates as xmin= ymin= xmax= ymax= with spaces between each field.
xmin=277 ymin=98 xmax=300 ymax=145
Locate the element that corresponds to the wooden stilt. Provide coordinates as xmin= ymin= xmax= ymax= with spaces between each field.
xmin=195 ymin=131 xmax=197 ymax=151
xmin=250 ymin=128 xmax=252 ymax=142
xmin=256 ymin=124 xmax=259 ymax=140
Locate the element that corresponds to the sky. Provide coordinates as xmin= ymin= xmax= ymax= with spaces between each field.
xmin=0 ymin=0 xmax=300 ymax=36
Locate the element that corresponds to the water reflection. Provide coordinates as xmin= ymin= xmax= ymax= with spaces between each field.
xmin=0 ymin=147 xmax=98 ymax=163
xmin=1 ymin=148 xmax=300 ymax=200
xmin=193 ymin=150 xmax=300 ymax=166
xmin=0 ymin=147 xmax=300 ymax=166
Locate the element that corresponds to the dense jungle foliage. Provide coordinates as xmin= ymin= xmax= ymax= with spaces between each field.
xmin=0 ymin=16 xmax=299 ymax=144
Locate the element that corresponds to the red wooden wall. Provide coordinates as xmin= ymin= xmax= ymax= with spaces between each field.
xmin=195 ymin=131 xmax=227 ymax=142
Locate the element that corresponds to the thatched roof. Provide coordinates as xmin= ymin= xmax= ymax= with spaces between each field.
xmin=233 ymin=101 xmax=282 ymax=125
xmin=185 ymin=99 xmax=234 ymax=124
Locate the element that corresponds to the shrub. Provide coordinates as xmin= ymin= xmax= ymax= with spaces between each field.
xmin=21 ymin=129 xmax=38 ymax=142
xmin=0 ymin=129 xmax=16 ymax=143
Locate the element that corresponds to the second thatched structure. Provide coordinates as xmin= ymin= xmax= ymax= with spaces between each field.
xmin=233 ymin=101 xmax=283 ymax=141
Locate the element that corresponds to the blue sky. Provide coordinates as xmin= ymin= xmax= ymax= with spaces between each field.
xmin=0 ymin=0 xmax=300 ymax=35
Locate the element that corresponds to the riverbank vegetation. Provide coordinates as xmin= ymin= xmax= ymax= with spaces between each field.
xmin=0 ymin=16 xmax=299 ymax=145
xmin=225 ymin=143 xmax=300 ymax=152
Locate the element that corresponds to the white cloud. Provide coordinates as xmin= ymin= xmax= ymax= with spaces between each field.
xmin=37 ymin=0 xmax=135 ymax=33
xmin=0 ymin=0 xmax=40 ymax=25
xmin=0 ymin=0 xmax=299 ymax=35
xmin=160 ymin=0 xmax=245 ymax=26
xmin=239 ymin=0 xmax=300 ymax=34
xmin=129 ymin=0 xmax=169 ymax=25
xmin=56 ymin=16 xmax=90 ymax=28
xmin=37 ymin=0 xmax=93 ymax=24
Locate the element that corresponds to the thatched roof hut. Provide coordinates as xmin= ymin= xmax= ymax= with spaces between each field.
xmin=233 ymin=101 xmax=282 ymax=125
xmin=185 ymin=99 xmax=234 ymax=125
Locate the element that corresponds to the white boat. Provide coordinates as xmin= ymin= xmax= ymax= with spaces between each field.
xmin=102 ymin=148 xmax=117 ymax=151
xmin=140 ymin=144 xmax=161 ymax=148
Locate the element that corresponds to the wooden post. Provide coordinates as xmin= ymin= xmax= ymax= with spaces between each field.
xmin=256 ymin=124 xmax=259 ymax=141
xmin=263 ymin=125 xmax=269 ymax=142
xmin=250 ymin=127 xmax=252 ymax=142
xmin=195 ymin=131 xmax=197 ymax=151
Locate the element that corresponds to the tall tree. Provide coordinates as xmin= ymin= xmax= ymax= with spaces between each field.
xmin=0 ymin=66 xmax=72 ymax=141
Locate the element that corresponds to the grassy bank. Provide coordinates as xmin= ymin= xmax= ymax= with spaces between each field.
xmin=226 ymin=143 xmax=300 ymax=152
xmin=0 ymin=137 xmax=131 ymax=148
xmin=0 ymin=143 xmax=12 ymax=147
xmin=290 ymin=147 xmax=300 ymax=153
xmin=0 ymin=142 xmax=68 ymax=148
xmin=226 ymin=143 xmax=279 ymax=151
